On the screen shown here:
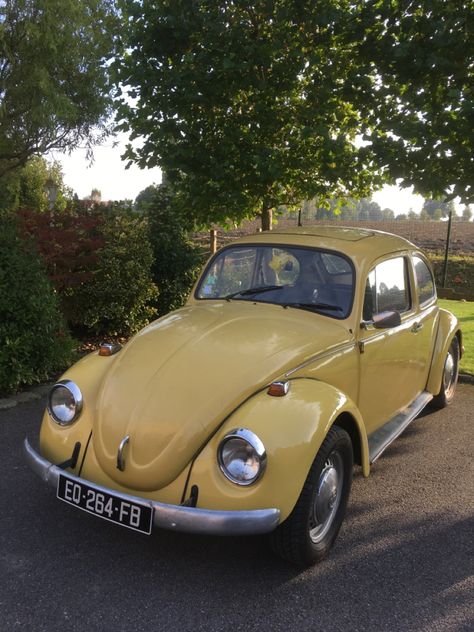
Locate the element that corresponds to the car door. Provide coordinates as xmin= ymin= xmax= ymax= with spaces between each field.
xmin=357 ymin=254 xmax=433 ymax=435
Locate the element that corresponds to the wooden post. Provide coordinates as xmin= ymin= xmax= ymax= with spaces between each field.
xmin=210 ymin=229 xmax=217 ymax=254
xmin=442 ymin=208 xmax=453 ymax=288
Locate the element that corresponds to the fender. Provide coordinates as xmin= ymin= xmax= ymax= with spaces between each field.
xmin=39 ymin=351 xmax=118 ymax=470
xmin=426 ymin=308 xmax=461 ymax=396
xmin=187 ymin=378 xmax=369 ymax=523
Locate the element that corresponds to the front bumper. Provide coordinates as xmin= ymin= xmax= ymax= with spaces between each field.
xmin=23 ymin=438 xmax=280 ymax=536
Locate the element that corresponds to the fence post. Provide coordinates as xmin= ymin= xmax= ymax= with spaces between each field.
xmin=210 ymin=229 xmax=217 ymax=254
xmin=442 ymin=209 xmax=453 ymax=288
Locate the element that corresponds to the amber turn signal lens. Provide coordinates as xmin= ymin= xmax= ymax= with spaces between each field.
xmin=98 ymin=342 xmax=122 ymax=357
xmin=267 ymin=381 xmax=290 ymax=397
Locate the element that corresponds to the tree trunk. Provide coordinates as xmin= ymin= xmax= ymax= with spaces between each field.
xmin=261 ymin=205 xmax=273 ymax=231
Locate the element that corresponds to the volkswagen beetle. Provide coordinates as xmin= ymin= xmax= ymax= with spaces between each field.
xmin=24 ymin=226 xmax=462 ymax=566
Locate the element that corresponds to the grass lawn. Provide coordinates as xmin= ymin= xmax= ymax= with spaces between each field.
xmin=438 ymin=299 xmax=474 ymax=376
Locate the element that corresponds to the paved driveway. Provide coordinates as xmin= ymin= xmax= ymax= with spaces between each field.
xmin=1 ymin=386 xmax=473 ymax=632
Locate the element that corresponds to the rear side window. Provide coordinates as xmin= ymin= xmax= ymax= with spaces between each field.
xmin=413 ymin=256 xmax=435 ymax=305
xmin=363 ymin=256 xmax=411 ymax=319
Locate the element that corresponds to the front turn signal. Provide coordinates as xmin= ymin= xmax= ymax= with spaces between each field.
xmin=98 ymin=342 xmax=122 ymax=357
xmin=267 ymin=381 xmax=290 ymax=397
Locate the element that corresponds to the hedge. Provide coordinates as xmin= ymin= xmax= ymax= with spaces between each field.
xmin=0 ymin=218 xmax=75 ymax=395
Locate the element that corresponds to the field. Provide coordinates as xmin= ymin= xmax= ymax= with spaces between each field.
xmin=438 ymin=299 xmax=474 ymax=376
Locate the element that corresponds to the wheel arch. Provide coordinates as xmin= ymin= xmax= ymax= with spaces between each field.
xmin=333 ymin=411 xmax=365 ymax=471
xmin=187 ymin=378 xmax=370 ymax=522
xmin=426 ymin=307 xmax=461 ymax=396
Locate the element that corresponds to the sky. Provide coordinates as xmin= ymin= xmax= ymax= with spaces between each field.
xmin=52 ymin=133 xmax=433 ymax=215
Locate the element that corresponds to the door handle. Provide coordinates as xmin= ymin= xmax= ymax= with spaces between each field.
xmin=411 ymin=322 xmax=424 ymax=333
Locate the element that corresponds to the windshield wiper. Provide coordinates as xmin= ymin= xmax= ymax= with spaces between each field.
xmin=283 ymin=302 xmax=343 ymax=313
xmin=225 ymin=285 xmax=284 ymax=300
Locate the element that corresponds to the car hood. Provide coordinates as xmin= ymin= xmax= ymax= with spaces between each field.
xmin=92 ymin=301 xmax=350 ymax=490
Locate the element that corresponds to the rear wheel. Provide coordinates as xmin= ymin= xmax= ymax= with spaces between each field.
xmin=269 ymin=426 xmax=353 ymax=567
xmin=431 ymin=336 xmax=459 ymax=409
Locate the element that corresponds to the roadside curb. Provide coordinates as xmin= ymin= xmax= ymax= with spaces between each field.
xmin=0 ymin=383 xmax=53 ymax=411
xmin=1 ymin=375 xmax=473 ymax=411
xmin=459 ymin=373 xmax=474 ymax=385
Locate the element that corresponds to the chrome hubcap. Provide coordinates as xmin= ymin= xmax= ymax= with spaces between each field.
xmin=309 ymin=452 xmax=343 ymax=543
xmin=444 ymin=351 xmax=456 ymax=395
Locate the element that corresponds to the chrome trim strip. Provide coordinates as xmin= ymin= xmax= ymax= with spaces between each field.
xmin=23 ymin=438 xmax=280 ymax=536
xmin=368 ymin=391 xmax=433 ymax=463
xmin=116 ymin=434 xmax=130 ymax=471
xmin=285 ymin=341 xmax=356 ymax=377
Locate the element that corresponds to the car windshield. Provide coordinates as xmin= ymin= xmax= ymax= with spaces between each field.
xmin=196 ymin=245 xmax=354 ymax=319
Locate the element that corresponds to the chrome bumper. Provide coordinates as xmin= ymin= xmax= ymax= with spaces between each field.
xmin=23 ymin=438 xmax=280 ymax=536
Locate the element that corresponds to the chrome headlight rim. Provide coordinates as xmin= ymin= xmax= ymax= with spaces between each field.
xmin=217 ymin=428 xmax=267 ymax=487
xmin=47 ymin=379 xmax=83 ymax=426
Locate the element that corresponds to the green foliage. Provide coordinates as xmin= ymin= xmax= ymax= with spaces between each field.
xmin=70 ymin=213 xmax=158 ymax=336
xmin=141 ymin=184 xmax=204 ymax=315
xmin=438 ymin=299 xmax=474 ymax=376
xmin=20 ymin=208 xmax=158 ymax=337
xmin=114 ymin=1 xmax=385 ymax=227
xmin=311 ymin=197 xmax=391 ymax=221
xmin=0 ymin=156 xmax=73 ymax=214
xmin=428 ymin=254 xmax=474 ymax=295
xmin=115 ymin=1 xmax=474 ymax=225
xmin=421 ymin=199 xmax=454 ymax=220
xmin=0 ymin=0 xmax=117 ymax=178
xmin=0 ymin=218 xmax=75 ymax=395
xmin=357 ymin=1 xmax=474 ymax=204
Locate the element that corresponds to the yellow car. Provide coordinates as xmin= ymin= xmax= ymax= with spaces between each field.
xmin=24 ymin=226 xmax=461 ymax=566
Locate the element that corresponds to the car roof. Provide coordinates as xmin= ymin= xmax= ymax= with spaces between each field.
xmin=228 ymin=225 xmax=417 ymax=264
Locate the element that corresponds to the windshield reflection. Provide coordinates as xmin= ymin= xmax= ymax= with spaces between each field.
xmin=196 ymin=245 xmax=354 ymax=319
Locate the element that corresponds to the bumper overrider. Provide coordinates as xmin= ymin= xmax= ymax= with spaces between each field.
xmin=23 ymin=438 xmax=280 ymax=536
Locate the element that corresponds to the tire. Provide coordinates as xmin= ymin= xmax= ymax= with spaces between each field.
xmin=269 ymin=426 xmax=353 ymax=567
xmin=431 ymin=336 xmax=460 ymax=409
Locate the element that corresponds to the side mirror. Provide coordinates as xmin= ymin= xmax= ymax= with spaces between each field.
xmin=372 ymin=310 xmax=401 ymax=329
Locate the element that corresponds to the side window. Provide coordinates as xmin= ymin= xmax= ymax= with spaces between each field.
xmin=413 ymin=255 xmax=435 ymax=305
xmin=363 ymin=257 xmax=411 ymax=319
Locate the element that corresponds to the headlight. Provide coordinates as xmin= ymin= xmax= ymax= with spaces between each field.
xmin=218 ymin=428 xmax=267 ymax=486
xmin=48 ymin=380 xmax=83 ymax=426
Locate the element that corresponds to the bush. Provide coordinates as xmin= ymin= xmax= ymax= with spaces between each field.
xmin=70 ymin=213 xmax=158 ymax=336
xmin=427 ymin=254 xmax=474 ymax=294
xmin=18 ymin=208 xmax=105 ymax=298
xmin=19 ymin=208 xmax=158 ymax=337
xmin=0 ymin=218 xmax=75 ymax=395
xmin=142 ymin=185 xmax=204 ymax=315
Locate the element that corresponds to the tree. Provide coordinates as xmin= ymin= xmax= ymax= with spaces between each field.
xmin=422 ymin=199 xmax=449 ymax=220
xmin=0 ymin=0 xmax=117 ymax=178
xmin=138 ymin=184 xmax=203 ymax=315
xmin=0 ymin=155 xmax=72 ymax=213
xmin=115 ymin=2 xmax=474 ymax=227
xmin=114 ymin=1 xmax=385 ymax=230
xmin=381 ymin=208 xmax=394 ymax=220
xmin=366 ymin=200 xmax=383 ymax=221
xmin=461 ymin=205 xmax=472 ymax=222
xmin=357 ymin=1 xmax=474 ymax=204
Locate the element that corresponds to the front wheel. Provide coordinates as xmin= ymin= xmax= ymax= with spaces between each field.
xmin=269 ymin=426 xmax=353 ymax=567
xmin=431 ymin=336 xmax=460 ymax=409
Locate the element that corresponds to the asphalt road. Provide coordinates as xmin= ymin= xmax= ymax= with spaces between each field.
xmin=1 ymin=386 xmax=473 ymax=632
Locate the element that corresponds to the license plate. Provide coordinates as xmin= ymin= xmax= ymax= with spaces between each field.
xmin=57 ymin=474 xmax=153 ymax=535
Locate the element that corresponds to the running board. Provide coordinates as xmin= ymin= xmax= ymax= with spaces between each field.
xmin=368 ymin=391 xmax=433 ymax=463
